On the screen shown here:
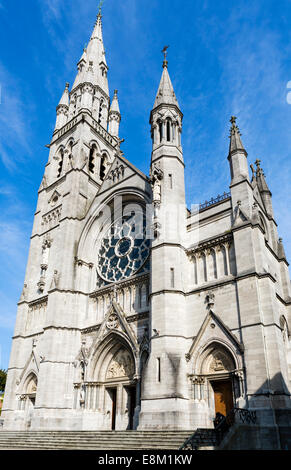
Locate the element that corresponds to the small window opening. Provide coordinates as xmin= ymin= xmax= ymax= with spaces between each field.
xmin=100 ymin=153 xmax=106 ymax=180
xmin=166 ymin=120 xmax=171 ymax=142
xmin=159 ymin=122 xmax=163 ymax=142
xmin=89 ymin=145 xmax=96 ymax=174
xmin=57 ymin=149 xmax=64 ymax=177
xmin=157 ymin=358 xmax=161 ymax=382
xmin=98 ymin=99 xmax=104 ymax=124
xmin=170 ymin=267 xmax=175 ymax=288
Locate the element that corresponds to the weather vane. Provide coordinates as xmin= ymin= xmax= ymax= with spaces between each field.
xmin=98 ymin=0 xmax=104 ymax=14
xmin=161 ymin=45 xmax=169 ymax=60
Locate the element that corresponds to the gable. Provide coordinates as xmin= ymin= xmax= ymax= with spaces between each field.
xmin=186 ymin=310 xmax=244 ymax=370
xmin=98 ymin=155 xmax=151 ymax=197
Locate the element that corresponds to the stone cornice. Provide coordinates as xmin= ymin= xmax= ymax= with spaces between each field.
xmin=89 ymin=273 xmax=150 ymax=299
xmin=50 ymin=111 xmax=119 ymax=151
xmin=265 ymin=240 xmax=289 ymax=266
xmin=150 ymin=153 xmax=185 ymax=168
xmin=151 ymin=271 xmax=277 ymax=299
xmin=126 ymin=311 xmax=149 ymax=323
xmin=81 ymin=311 xmax=149 ymax=335
xmin=186 ymin=232 xmax=233 ymax=256
xmin=276 ymin=293 xmax=291 ymax=306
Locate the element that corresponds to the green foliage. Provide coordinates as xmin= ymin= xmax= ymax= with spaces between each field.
xmin=0 ymin=369 xmax=7 ymax=392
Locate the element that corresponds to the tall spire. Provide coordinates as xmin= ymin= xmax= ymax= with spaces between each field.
xmin=71 ymin=10 xmax=109 ymax=96
xmin=229 ymin=116 xmax=247 ymax=156
xmin=153 ymin=47 xmax=180 ymax=110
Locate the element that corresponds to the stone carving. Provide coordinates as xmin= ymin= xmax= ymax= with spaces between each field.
xmin=208 ymin=350 xmax=234 ymax=373
xmin=150 ymin=164 xmax=164 ymax=206
xmin=106 ymin=313 xmax=119 ymax=330
xmin=37 ymin=276 xmax=46 ymax=293
xmin=42 ymin=206 xmax=62 ymax=228
xmin=50 ymin=270 xmax=60 ymax=289
xmin=206 ymin=291 xmax=215 ymax=309
xmin=108 ymin=163 xmax=125 ymax=183
xmin=106 ymin=348 xmax=134 ymax=379
xmin=20 ymin=283 xmax=28 ymax=301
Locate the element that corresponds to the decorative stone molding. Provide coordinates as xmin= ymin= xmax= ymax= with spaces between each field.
xmin=108 ymin=163 xmax=125 ymax=183
xmin=28 ymin=296 xmax=48 ymax=312
xmin=41 ymin=205 xmax=62 ymax=228
xmin=187 ymin=233 xmax=233 ymax=257
xmin=90 ymin=273 xmax=150 ymax=300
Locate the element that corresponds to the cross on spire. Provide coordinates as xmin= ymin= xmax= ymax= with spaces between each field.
xmin=230 ymin=116 xmax=237 ymax=127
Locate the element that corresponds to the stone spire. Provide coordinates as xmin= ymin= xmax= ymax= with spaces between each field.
xmin=108 ymin=89 xmax=121 ymax=137
xmin=71 ymin=11 xmax=109 ymax=96
xmin=54 ymin=83 xmax=69 ymax=131
xmin=254 ymin=159 xmax=272 ymax=195
xmin=229 ymin=116 xmax=247 ymax=156
xmin=254 ymin=159 xmax=273 ymax=217
xmin=153 ymin=47 xmax=180 ymax=110
xmin=109 ymin=89 xmax=120 ymax=114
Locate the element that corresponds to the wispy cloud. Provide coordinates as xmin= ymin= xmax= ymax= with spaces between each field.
xmin=0 ymin=64 xmax=32 ymax=171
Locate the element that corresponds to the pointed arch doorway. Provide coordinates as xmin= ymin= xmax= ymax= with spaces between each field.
xmin=91 ymin=338 xmax=138 ymax=430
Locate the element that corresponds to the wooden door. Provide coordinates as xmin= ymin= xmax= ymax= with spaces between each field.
xmin=213 ymin=380 xmax=233 ymax=417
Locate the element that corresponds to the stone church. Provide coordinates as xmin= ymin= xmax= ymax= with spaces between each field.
xmin=2 ymin=11 xmax=291 ymax=446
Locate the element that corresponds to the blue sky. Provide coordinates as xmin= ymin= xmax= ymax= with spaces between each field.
xmin=0 ymin=0 xmax=290 ymax=369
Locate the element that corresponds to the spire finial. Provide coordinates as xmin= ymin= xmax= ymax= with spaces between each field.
xmin=162 ymin=45 xmax=169 ymax=68
xmin=228 ymin=115 xmax=246 ymax=155
xmin=98 ymin=0 xmax=104 ymax=16
xmin=255 ymin=158 xmax=261 ymax=168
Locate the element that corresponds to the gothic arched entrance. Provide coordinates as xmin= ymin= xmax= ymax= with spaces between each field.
xmin=104 ymin=347 xmax=136 ymax=430
xmin=201 ymin=344 xmax=236 ymax=418
xmin=86 ymin=335 xmax=138 ymax=431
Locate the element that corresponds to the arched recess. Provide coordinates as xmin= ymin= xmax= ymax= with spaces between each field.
xmin=99 ymin=151 xmax=109 ymax=180
xmin=279 ymin=315 xmax=290 ymax=382
xmin=56 ymin=145 xmax=65 ymax=178
xmin=18 ymin=372 xmax=38 ymax=411
xmin=89 ymin=331 xmax=138 ymax=383
xmin=259 ymin=211 xmax=269 ymax=241
xmin=192 ymin=341 xmax=243 ymax=418
xmin=76 ymin=332 xmax=138 ymax=430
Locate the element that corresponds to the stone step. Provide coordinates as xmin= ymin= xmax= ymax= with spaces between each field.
xmin=0 ymin=430 xmax=193 ymax=450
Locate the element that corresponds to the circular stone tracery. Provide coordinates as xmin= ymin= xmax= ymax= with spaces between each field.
xmin=97 ymin=214 xmax=150 ymax=283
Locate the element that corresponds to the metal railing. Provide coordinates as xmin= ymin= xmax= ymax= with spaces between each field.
xmin=199 ymin=192 xmax=231 ymax=211
xmin=180 ymin=408 xmax=257 ymax=450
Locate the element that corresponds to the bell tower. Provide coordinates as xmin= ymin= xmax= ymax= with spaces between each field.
xmin=139 ymin=49 xmax=190 ymax=429
xmin=2 ymin=9 xmax=122 ymax=430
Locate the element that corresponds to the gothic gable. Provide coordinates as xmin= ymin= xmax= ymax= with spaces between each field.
xmin=97 ymin=154 xmax=150 ymax=196
xmin=16 ymin=342 xmax=40 ymax=390
xmin=186 ymin=310 xmax=244 ymax=368
xmin=86 ymin=300 xmax=139 ymax=360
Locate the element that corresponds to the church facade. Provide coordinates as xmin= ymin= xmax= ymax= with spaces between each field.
xmin=2 ymin=12 xmax=291 ymax=440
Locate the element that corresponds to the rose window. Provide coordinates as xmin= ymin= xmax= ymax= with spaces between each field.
xmin=97 ymin=214 xmax=150 ymax=282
